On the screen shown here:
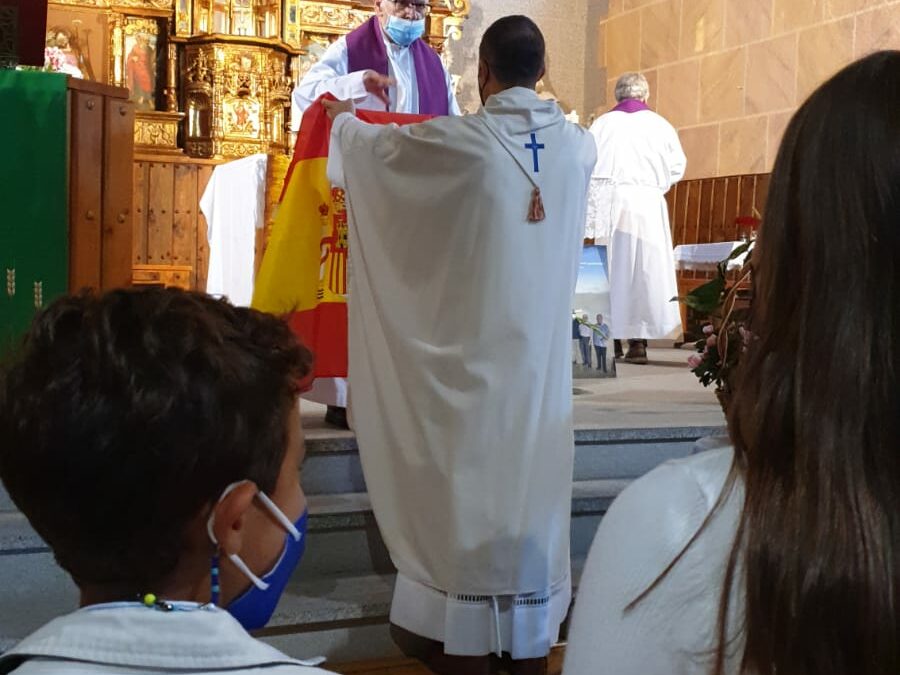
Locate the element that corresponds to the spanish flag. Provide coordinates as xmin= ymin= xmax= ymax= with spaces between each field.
xmin=252 ymin=96 xmax=431 ymax=378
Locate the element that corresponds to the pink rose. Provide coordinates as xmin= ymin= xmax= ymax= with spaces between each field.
xmin=687 ymin=354 xmax=703 ymax=369
xmin=706 ymin=334 xmax=718 ymax=347
xmin=702 ymin=324 xmax=715 ymax=336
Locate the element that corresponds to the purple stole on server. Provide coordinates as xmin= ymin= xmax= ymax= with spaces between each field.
xmin=346 ymin=16 xmax=449 ymax=116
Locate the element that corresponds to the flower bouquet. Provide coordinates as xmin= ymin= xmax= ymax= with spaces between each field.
xmin=675 ymin=223 xmax=757 ymax=411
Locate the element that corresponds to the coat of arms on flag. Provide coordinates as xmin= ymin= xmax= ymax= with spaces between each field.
xmin=252 ymin=96 xmax=431 ymax=380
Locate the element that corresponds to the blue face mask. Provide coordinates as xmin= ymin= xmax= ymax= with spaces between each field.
xmin=384 ymin=16 xmax=425 ymax=47
xmin=207 ymin=483 xmax=308 ymax=631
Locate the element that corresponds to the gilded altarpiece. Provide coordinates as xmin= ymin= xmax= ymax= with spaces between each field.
xmin=49 ymin=0 xmax=468 ymax=158
xmin=181 ymin=37 xmax=292 ymax=157
xmin=43 ymin=0 xmax=469 ymax=295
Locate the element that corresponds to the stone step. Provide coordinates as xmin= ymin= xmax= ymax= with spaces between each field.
xmin=0 ymin=425 xmax=716 ymax=560
xmin=0 ymin=426 xmax=716 ymax=514
xmin=0 ymin=477 xmax=631 ymax=576
xmin=301 ymin=426 xmax=716 ymax=495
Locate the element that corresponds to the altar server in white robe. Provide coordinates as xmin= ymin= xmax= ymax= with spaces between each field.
xmin=586 ymin=72 xmax=686 ymax=364
xmin=292 ymin=0 xmax=460 ymax=427
xmin=322 ymin=16 xmax=596 ymax=675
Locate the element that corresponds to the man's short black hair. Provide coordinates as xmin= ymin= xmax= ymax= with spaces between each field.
xmin=0 ymin=287 xmax=312 ymax=589
xmin=479 ymin=15 xmax=546 ymax=88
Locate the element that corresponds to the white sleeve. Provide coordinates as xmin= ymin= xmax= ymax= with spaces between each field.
xmin=328 ymin=113 xmax=394 ymax=188
xmin=445 ymin=68 xmax=461 ymax=116
xmin=327 ymin=113 xmax=352 ymax=188
xmin=292 ymin=38 xmax=370 ymax=115
xmin=563 ymin=461 xmax=710 ymax=675
xmin=666 ymin=124 xmax=687 ymax=187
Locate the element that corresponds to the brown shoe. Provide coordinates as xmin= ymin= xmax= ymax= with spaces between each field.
xmin=623 ymin=340 xmax=648 ymax=364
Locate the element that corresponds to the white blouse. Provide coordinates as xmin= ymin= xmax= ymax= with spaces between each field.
xmin=564 ymin=447 xmax=746 ymax=675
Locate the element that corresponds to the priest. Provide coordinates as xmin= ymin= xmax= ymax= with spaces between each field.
xmin=293 ymin=0 xmax=459 ymax=428
xmin=585 ymin=72 xmax=686 ymax=364
xmin=322 ymin=15 xmax=596 ymax=675
xmin=293 ymin=0 xmax=459 ymax=117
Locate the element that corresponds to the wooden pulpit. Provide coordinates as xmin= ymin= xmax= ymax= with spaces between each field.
xmin=0 ymin=71 xmax=134 ymax=356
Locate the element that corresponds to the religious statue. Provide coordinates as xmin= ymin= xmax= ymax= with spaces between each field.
xmin=45 ymin=26 xmax=93 ymax=79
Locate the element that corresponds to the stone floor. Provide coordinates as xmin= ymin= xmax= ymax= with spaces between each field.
xmin=571 ymin=346 xmax=725 ymax=430
xmin=301 ymin=346 xmax=725 ymax=440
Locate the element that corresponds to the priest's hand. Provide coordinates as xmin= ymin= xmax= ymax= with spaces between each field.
xmin=363 ymin=70 xmax=395 ymax=107
xmin=322 ymin=98 xmax=355 ymax=120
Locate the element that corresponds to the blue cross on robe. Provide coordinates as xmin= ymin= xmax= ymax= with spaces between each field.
xmin=525 ymin=132 xmax=545 ymax=173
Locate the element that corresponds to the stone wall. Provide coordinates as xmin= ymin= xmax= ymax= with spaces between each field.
xmin=447 ymin=0 xmax=589 ymax=116
xmin=592 ymin=0 xmax=900 ymax=178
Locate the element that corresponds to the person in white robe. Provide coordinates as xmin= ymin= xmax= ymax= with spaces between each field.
xmin=586 ymin=72 xmax=686 ymax=364
xmin=322 ymin=16 xmax=596 ymax=675
xmin=292 ymin=0 xmax=460 ymax=427
xmin=292 ymin=0 xmax=460 ymax=121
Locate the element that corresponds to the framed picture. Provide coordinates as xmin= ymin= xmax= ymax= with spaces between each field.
xmin=175 ymin=0 xmax=190 ymax=36
xmin=112 ymin=15 xmax=165 ymax=112
xmin=222 ymin=95 xmax=261 ymax=137
xmin=45 ymin=5 xmax=109 ymax=81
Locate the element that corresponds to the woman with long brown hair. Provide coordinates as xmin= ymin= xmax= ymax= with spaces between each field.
xmin=563 ymin=50 xmax=900 ymax=675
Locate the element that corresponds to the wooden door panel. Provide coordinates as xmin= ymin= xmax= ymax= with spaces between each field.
xmin=133 ymin=161 xmax=149 ymax=264
xmin=69 ymin=90 xmax=104 ymax=291
xmin=102 ymin=97 xmax=134 ymax=289
xmin=172 ymin=164 xmax=198 ymax=267
xmin=146 ymin=162 xmax=175 ymax=264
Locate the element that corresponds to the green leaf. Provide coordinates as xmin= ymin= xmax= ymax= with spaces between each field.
xmin=673 ymin=276 xmax=727 ymax=313
xmin=717 ymin=240 xmax=753 ymax=277
xmin=728 ymin=240 xmax=753 ymax=262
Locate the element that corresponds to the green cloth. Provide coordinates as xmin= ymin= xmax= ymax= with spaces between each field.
xmin=0 ymin=71 xmax=69 ymax=358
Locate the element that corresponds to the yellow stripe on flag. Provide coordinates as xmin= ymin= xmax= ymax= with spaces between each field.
xmin=252 ymin=157 xmax=330 ymax=315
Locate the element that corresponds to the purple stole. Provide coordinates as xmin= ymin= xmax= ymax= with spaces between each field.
xmin=612 ymin=98 xmax=651 ymax=114
xmin=346 ymin=16 xmax=449 ymax=116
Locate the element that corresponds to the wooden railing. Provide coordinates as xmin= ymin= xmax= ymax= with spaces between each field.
xmin=666 ymin=173 xmax=769 ymax=340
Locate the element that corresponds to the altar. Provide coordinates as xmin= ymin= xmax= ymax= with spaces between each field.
xmin=673 ymin=241 xmax=749 ymax=271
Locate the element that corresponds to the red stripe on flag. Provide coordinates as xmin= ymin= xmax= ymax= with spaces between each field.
xmin=279 ymin=95 xmax=435 ymax=202
xmin=287 ymin=303 xmax=349 ymax=378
